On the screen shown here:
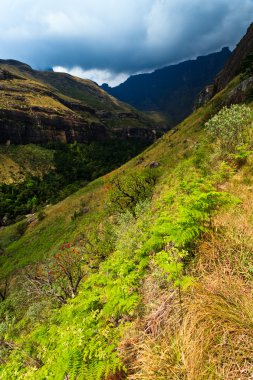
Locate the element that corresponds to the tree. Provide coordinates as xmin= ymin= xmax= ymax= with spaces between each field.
xmin=107 ymin=169 xmax=158 ymax=215
xmin=26 ymin=243 xmax=86 ymax=305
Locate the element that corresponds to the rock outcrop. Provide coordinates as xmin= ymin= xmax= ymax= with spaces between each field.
xmin=195 ymin=24 xmax=253 ymax=108
xmin=194 ymin=85 xmax=214 ymax=109
xmin=224 ymin=76 xmax=253 ymax=105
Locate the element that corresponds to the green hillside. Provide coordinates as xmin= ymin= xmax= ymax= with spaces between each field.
xmin=0 ymin=60 xmax=126 ymax=111
xmin=0 ymin=64 xmax=253 ymax=379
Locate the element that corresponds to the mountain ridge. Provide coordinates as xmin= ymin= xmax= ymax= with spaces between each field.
xmin=101 ymin=48 xmax=231 ymax=125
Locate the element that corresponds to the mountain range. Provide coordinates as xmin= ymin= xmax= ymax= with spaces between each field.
xmin=102 ymin=48 xmax=231 ymax=125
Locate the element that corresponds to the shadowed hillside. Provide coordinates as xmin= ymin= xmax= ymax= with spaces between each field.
xmin=102 ymin=48 xmax=231 ymax=126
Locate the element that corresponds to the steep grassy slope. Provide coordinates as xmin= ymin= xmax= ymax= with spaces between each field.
xmin=0 ymin=92 xmax=214 ymax=275
xmin=1 ymin=68 xmax=253 ymax=379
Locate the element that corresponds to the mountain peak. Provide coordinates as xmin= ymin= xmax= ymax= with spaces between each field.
xmin=0 ymin=59 xmax=32 ymax=71
xmin=214 ymin=24 xmax=253 ymax=92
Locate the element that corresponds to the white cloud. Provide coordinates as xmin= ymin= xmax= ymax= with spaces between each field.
xmin=53 ymin=66 xmax=129 ymax=86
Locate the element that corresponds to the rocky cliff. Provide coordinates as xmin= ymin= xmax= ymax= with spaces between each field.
xmin=195 ymin=24 xmax=253 ymax=109
xmin=214 ymin=23 xmax=253 ymax=93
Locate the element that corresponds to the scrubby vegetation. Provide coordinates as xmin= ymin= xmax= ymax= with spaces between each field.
xmin=0 ymin=80 xmax=253 ymax=379
xmin=205 ymin=104 xmax=252 ymax=153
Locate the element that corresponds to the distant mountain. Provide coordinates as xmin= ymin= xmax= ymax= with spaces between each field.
xmin=0 ymin=60 xmax=162 ymax=145
xmin=102 ymin=48 xmax=231 ymax=126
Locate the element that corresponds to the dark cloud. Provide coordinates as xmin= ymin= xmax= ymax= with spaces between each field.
xmin=0 ymin=0 xmax=252 ymax=85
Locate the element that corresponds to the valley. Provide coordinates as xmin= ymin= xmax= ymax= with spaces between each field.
xmin=0 ymin=17 xmax=253 ymax=380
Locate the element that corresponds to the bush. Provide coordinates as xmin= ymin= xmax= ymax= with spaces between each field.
xmin=107 ymin=169 xmax=158 ymax=216
xmin=37 ymin=210 xmax=46 ymax=221
xmin=205 ymin=104 xmax=252 ymax=153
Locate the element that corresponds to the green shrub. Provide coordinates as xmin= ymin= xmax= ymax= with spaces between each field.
xmin=229 ymin=144 xmax=252 ymax=168
xmin=205 ymin=104 xmax=252 ymax=153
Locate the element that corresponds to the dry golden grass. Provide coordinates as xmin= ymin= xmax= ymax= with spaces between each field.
xmin=120 ymin=274 xmax=186 ymax=380
xmin=181 ymin=274 xmax=253 ymax=380
xmin=124 ymin=271 xmax=253 ymax=380
xmin=179 ymin=180 xmax=253 ymax=379
xmin=122 ymin=178 xmax=253 ymax=380
xmin=128 ymin=333 xmax=185 ymax=380
xmin=195 ymin=179 xmax=253 ymax=280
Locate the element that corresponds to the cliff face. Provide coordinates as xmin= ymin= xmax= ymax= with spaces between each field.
xmin=0 ymin=64 xmax=161 ymax=145
xmin=0 ymin=111 xmax=106 ymax=145
xmin=214 ymin=24 xmax=253 ymax=93
xmin=195 ymin=24 xmax=253 ymax=108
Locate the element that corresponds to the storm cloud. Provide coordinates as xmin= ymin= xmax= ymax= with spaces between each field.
xmin=0 ymin=0 xmax=253 ymax=85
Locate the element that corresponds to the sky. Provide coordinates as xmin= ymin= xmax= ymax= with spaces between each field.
xmin=0 ymin=0 xmax=253 ymax=86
